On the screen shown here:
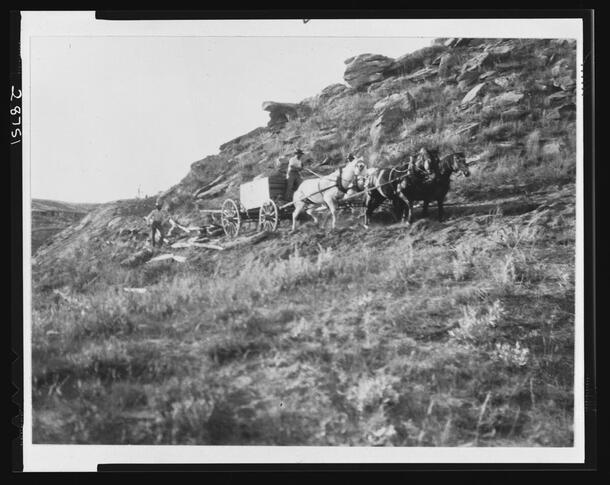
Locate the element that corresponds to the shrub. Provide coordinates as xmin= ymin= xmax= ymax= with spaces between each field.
xmin=449 ymin=300 xmax=505 ymax=345
xmin=451 ymin=243 xmax=477 ymax=281
xmin=492 ymin=341 xmax=530 ymax=367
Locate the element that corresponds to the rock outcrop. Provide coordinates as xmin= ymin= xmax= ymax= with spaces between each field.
xmin=370 ymin=106 xmax=405 ymax=150
xmin=343 ymin=53 xmax=394 ymax=89
xmin=262 ymin=101 xmax=300 ymax=128
xmin=317 ymin=83 xmax=350 ymax=104
xmin=385 ymin=44 xmax=446 ymax=77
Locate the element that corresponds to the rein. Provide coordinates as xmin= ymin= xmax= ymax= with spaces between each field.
xmin=279 ymin=165 xmax=363 ymax=209
xmin=342 ymin=171 xmax=409 ymax=202
xmin=336 ymin=167 xmax=349 ymax=193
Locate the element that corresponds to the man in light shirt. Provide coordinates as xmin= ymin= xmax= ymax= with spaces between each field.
xmin=284 ymin=148 xmax=306 ymax=201
xmin=146 ymin=200 xmax=170 ymax=248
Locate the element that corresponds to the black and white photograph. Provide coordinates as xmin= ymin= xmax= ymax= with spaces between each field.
xmin=18 ymin=13 xmax=588 ymax=470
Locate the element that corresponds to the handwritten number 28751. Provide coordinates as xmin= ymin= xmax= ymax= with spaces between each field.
xmin=10 ymin=86 xmax=21 ymax=144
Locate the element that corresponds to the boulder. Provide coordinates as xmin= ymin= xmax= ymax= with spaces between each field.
xmin=461 ymin=82 xmax=486 ymax=105
xmin=500 ymin=107 xmax=529 ymax=121
xmin=370 ymin=106 xmax=405 ymax=149
xmin=461 ymin=51 xmax=491 ymax=74
xmin=493 ymin=74 xmax=518 ymax=89
xmin=489 ymin=91 xmax=524 ymax=107
xmin=553 ymin=75 xmax=576 ymax=91
xmin=457 ymin=69 xmax=480 ymax=86
xmin=438 ymin=52 xmax=455 ymax=78
xmin=120 ymin=247 xmax=154 ymax=268
xmin=551 ymin=59 xmax=572 ymax=78
xmin=542 ymin=140 xmax=563 ymax=157
xmin=404 ymin=66 xmax=439 ymax=82
xmin=558 ymin=102 xmax=576 ymax=114
xmin=343 ymin=53 xmax=394 ymax=89
xmin=545 ymin=90 xmax=571 ymax=106
xmin=262 ymin=101 xmax=299 ymax=128
xmin=385 ymin=45 xmax=446 ymax=77
xmin=545 ymin=103 xmax=576 ymax=121
xmin=373 ymin=92 xmax=416 ymax=115
xmin=544 ymin=108 xmax=562 ymax=121
xmin=373 ymin=93 xmax=403 ymax=112
xmin=488 ymin=44 xmax=512 ymax=60
xmin=550 ymin=58 xmax=575 ymax=91
xmin=368 ymin=76 xmax=410 ymax=97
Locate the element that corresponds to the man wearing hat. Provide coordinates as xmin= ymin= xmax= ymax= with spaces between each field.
xmin=146 ymin=200 xmax=170 ymax=248
xmin=284 ymin=148 xmax=306 ymax=201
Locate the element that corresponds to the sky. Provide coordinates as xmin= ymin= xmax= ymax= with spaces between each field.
xmin=30 ymin=35 xmax=434 ymax=203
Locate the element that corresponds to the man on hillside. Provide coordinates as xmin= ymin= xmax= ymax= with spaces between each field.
xmin=284 ymin=148 xmax=307 ymax=201
xmin=146 ymin=200 xmax=170 ymax=248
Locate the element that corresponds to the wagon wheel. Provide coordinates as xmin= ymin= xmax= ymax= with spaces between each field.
xmin=258 ymin=199 xmax=279 ymax=232
xmin=221 ymin=198 xmax=241 ymax=239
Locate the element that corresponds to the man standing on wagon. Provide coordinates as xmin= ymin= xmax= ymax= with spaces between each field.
xmin=284 ymin=148 xmax=306 ymax=201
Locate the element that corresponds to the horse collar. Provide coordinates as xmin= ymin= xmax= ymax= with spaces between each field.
xmin=336 ymin=167 xmax=348 ymax=193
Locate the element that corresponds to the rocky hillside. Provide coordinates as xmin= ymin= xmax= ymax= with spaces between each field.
xmin=34 ymin=37 xmax=576 ymax=264
xmin=31 ymin=38 xmax=577 ymax=447
xmin=165 ymin=38 xmax=576 ymax=213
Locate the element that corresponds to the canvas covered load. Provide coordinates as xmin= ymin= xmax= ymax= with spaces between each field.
xmin=239 ymin=175 xmax=286 ymax=210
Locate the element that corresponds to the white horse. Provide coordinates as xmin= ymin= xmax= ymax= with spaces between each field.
xmin=291 ymin=157 xmax=367 ymax=231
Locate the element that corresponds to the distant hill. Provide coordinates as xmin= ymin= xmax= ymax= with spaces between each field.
xmin=32 ymin=199 xmax=99 ymax=214
xmin=31 ymin=198 xmax=100 ymax=253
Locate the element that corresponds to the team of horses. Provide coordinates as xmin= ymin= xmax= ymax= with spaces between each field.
xmin=290 ymin=148 xmax=471 ymax=231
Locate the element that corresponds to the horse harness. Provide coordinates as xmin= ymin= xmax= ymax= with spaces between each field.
xmin=375 ymin=165 xmax=409 ymax=200
xmin=299 ymin=167 xmax=357 ymax=206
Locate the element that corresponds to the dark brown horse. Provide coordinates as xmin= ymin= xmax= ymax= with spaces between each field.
xmin=362 ymin=162 xmax=412 ymax=227
xmin=398 ymin=152 xmax=470 ymax=223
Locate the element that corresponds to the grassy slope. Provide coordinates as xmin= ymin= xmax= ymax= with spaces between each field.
xmin=32 ymin=180 xmax=575 ymax=446
xmin=31 ymin=38 xmax=577 ymax=446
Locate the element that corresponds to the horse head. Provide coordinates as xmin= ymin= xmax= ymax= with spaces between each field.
xmin=450 ymin=152 xmax=470 ymax=177
xmin=345 ymin=156 xmax=367 ymax=178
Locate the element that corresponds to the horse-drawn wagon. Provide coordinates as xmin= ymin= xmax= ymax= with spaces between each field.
xmin=198 ymin=156 xmax=371 ymax=238
xmin=215 ymin=172 xmax=293 ymax=238
xmin=196 ymin=149 xmax=471 ymax=238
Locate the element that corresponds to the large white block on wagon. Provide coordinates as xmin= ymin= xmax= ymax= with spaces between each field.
xmin=239 ymin=177 xmax=273 ymax=211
